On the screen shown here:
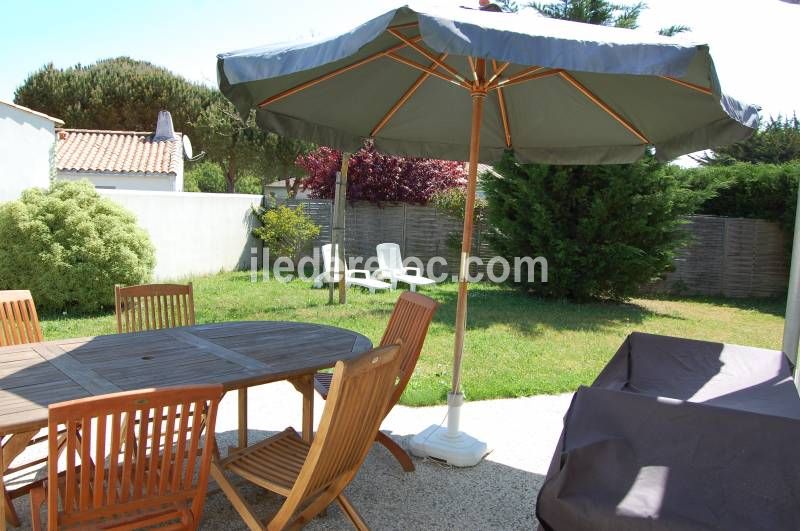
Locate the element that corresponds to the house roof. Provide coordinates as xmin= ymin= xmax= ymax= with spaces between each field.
xmin=56 ymin=129 xmax=183 ymax=176
xmin=0 ymin=99 xmax=64 ymax=125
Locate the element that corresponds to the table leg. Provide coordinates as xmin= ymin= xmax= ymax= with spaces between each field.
xmin=238 ymin=388 xmax=248 ymax=449
xmin=1 ymin=430 xmax=38 ymax=530
xmin=289 ymin=375 xmax=315 ymax=443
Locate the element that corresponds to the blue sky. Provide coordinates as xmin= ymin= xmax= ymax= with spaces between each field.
xmin=2 ymin=0 xmax=798 ymax=120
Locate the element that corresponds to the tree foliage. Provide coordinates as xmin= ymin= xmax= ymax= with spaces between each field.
xmin=14 ymin=57 xmax=213 ymax=133
xmin=183 ymin=161 xmax=259 ymax=194
xmin=700 ymin=115 xmax=800 ymax=165
xmin=296 ymin=143 xmax=466 ymax=203
xmin=263 ymin=135 xmax=314 ymax=198
xmin=528 ymin=0 xmax=645 ymax=28
xmin=0 ymin=180 xmax=155 ymax=312
xmin=15 ymin=56 xmax=310 ymax=194
xmin=680 ymin=162 xmax=800 ymax=242
xmin=188 ymin=98 xmax=272 ymax=193
xmin=484 ymin=154 xmax=711 ymax=300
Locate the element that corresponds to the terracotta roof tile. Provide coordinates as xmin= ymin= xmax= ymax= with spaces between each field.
xmin=56 ymin=129 xmax=182 ymax=175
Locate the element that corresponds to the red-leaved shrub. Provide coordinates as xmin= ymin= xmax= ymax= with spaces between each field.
xmin=296 ymin=143 xmax=465 ymax=203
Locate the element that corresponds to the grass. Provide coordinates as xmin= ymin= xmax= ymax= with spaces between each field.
xmin=40 ymin=271 xmax=786 ymax=406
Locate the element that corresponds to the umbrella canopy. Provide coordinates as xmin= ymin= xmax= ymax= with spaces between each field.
xmin=217 ymin=2 xmax=760 ymax=464
xmin=218 ymin=3 xmax=758 ymax=164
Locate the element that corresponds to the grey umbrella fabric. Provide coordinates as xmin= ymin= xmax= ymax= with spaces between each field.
xmin=218 ymin=3 xmax=759 ymax=164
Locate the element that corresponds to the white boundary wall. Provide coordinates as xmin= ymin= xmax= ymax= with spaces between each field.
xmin=99 ymin=190 xmax=261 ymax=280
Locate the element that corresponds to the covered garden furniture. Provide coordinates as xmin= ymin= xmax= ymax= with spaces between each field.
xmin=375 ymin=243 xmax=437 ymax=291
xmin=537 ymin=332 xmax=800 ymax=530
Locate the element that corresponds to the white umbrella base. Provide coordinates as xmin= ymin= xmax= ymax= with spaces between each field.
xmin=409 ymin=425 xmax=489 ymax=467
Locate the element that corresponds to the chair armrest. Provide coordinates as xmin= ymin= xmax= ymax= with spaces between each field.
xmin=374 ymin=268 xmax=393 ymax=279
xmin=348 ymin=269 xmax=372 ymax=279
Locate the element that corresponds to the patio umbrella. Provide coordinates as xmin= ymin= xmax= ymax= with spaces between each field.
xmin=217 ymin=2 xmax=759 ymax=466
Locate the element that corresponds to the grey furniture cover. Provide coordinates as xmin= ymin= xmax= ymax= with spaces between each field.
xmin=537 ymin=332 xmax=800 ymax=530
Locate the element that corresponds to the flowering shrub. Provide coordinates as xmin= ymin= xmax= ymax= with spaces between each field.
xmin=296 ymin=143 xmax=465 ymax=203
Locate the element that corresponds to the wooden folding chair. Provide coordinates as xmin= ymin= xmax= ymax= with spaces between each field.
xmin=0 ymin=290 xmax=52 ymax=526
xmin=0 ymin=290 xmax=43 ymax=346
xmin=114 ymin=283 xmax=195 ymax=333
xmin=212 ymin=344 xmax=403 ymax=530
xmin=29 ymin=384 xmax=223 ymax=530
xmin=313 ymin=292 xmax=437 ymax=472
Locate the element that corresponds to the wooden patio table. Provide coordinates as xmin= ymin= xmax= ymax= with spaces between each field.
xmin=0 ymin=320 xmax=372 ymax=529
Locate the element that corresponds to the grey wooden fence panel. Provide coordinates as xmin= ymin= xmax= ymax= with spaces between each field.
xmin=648 ymin=215 xmax=788 ymax=298
xmin=279 ymin=200 xmax=788 ymax=298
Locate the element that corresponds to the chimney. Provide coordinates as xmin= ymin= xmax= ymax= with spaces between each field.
xmin=153 ymin=110 xmax=177 ymax=141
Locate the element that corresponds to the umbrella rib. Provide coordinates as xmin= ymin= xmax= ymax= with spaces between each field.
xmin=489 ymin=66 xmax=553 ymax=89
xmin=496 ymin=88 xmax=512 ymax=148
xmin=370 ymin=52 xmax=449 ymax=137
xmin=257 ymin=36 xmax=423 ymax=108
xmin=486 ymin=61 xmax=511 ymax=87
xmin=493 ymin=61 xmax=512 ymax=148
xmin=388 ymin=28 xmax=470 ymax=84
xmin=467 ymin=56 xmax=478 ymax=83
xmin=386 ymin=53 xmax=471 ymax=89
xmin=660 ymin=76 xmax=713 ymax=96
xmin=558 ymin=71 xmax=650 ymax=144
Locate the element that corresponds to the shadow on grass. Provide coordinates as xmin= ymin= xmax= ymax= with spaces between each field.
xmin=430 ymin=285 xmax=684 ymax=337
xmin=638 ymin=292 xmax=786 ymax=317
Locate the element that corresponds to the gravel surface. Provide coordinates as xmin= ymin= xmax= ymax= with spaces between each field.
xmin=12 ymin=382 xmax=573 ymax=530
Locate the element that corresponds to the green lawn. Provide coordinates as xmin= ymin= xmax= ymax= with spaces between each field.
xmin=40 ymin=271 xmax=786 ymax=406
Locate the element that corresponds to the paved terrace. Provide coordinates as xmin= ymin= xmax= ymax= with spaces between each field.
xmin=12 ymin=384 xmax=573 ymax=530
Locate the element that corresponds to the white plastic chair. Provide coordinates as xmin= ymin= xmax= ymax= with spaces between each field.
xmin=375 ymin=243 xmax=437 ymax=292
xmin=312 ymin=243 xmax=391 ymax=294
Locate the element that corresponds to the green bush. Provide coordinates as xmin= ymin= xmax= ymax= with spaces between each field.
xmin=0 ymin=180 xmax=155 ymax=312
xmin=252 ymin=203 xmax=320 ymax=262
xmin=430 ymin=186 xmax=488 ymax=224
xmin=683 ymin=162 xmax=800 ymax=236
xmin=483 ymin=153 xmax=711 ymax=301
xmin=184 ymin=161 xmax=262 ymax=195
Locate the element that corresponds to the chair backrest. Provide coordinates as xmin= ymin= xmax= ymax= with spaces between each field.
xmin=376 ymin=242 xmax=404 ymax=272
xmin=273 ymin=345 xmax=402 ymax=528
xmin=321 ymin=243 xmax=346 ymax=276
xmin=0 ymin=290 xmax=43 ymax=346
xmin=115 ymin=283 xmax=195 ymax=333
xmin=45 ymin=384 xmax=223 ymax=530
xmin=379 ymin=292 xmax=438 ymax=410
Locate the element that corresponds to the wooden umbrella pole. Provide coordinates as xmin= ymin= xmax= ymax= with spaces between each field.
xmin=331 ymin=154 xmax=350 ymax=304
xmin=451 ymin=90 xmax=486 ymax=395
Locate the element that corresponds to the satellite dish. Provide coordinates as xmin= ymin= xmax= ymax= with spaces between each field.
xmin=182 ymin=135 xmax=193 ymax=159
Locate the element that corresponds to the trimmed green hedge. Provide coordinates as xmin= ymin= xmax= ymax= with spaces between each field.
xmin=685 ymin=162 xmax=800 ymax=236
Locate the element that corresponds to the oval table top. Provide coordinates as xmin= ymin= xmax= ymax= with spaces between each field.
xmin=0 ymin=321 xmax=372 ymax=434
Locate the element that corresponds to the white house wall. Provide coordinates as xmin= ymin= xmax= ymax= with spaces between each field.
xmin=57 ymin=172 xmax=178 ymax=191
xmin=98 ymin=189 xmax=262 ymax=280
xmin=0 ymin=105 xmax=57 ymax=201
